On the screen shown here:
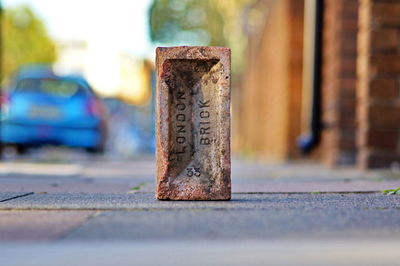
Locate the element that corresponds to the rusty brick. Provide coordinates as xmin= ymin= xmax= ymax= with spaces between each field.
xmin=155 ymin=46 xmax=231 ymax=200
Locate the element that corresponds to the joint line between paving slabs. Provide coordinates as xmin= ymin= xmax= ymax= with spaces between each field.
xmin=57 ymin=210 xmax=103 ymax=241
xmin=0 ymin=192 xmax=35 ymax=202
xmin=233 ymin=191 xmax=381 ymax=194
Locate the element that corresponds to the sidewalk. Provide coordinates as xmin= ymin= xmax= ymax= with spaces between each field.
xmin=1 ymin=158 xmax=400 ymax=265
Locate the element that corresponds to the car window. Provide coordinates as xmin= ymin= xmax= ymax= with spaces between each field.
xmin=16 ymin=78 xmax=83 ymax=97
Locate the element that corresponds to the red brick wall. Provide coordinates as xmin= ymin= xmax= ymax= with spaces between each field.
xmin=321 ymin=0 xmax=359 ymax=166
xmin=357 ymin=0 xmax=400 ymax=168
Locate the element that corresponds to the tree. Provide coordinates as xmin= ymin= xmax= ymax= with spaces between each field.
xmin=2 ymin=5 xmax=57 ymax=86
xmin=150 ymin=0 xmax=224 ymax=46
xmin=149 ymin=0 xmax=250 ymax=75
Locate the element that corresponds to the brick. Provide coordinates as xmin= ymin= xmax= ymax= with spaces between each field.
xmin=371 ymin=55 xmax=400 ymax=74
xmin=337 ymin=99 xmax=356 ymax=127
xmin=358 ymin=150 xmax=400 ymax=169
xmin=338 ymin=0 xmax=359 ymax=18
xmin=339 ymin=17 xmax=359 ymax=31
xmin=156 ymin=46 xmax=231 ymax=200
xmin=357 ymin=0 xmax=400 ymax=170
xmin=364 ymin=129 xmax=399 ymax=150
xmin=371 ymin=29 xmax=399 ymax=51
xmin=339 ymin=79 xmax=357 ymax=99
xmin=369 ymin=104 xmax=400 ymax=129
xmin=338 ymin=130 xmax=357 ymax=150
xmin=339 ymin=39 xmax=358 ymax=56
xmin=321 ymin=0 xmax=359 ymax=167
xmin=338 ymin=58 xmax=357 ymax=77
xmin=369 ymin=78 xmax=398 ymax=99
xmin=372 ymin=2 xmax=400 ymax=27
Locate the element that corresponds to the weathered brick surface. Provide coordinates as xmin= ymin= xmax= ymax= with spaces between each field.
xmin=156 ymin=46 xmax=231 ymax=200
xmin=357 ymin=0 xmax=400 ymax=169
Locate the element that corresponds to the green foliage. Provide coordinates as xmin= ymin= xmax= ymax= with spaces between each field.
xmin=149 ymin=0 xmax=250 ymax=74
xmin=383 ymin=188 xmax=400 ymax=195
xmin=129 ymin=183 xmax=148 ymax=193
xmin=2 ymin=5 xmax=57 ymax=85
xmin=149 ymin=0 xmax=224 ymax=46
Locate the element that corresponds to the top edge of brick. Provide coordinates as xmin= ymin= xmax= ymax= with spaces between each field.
xmin=156 ymin=46 xmax=231 ymax=60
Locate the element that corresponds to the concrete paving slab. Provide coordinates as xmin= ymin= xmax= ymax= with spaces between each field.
xmin=0 ymin=162 xmax=83 ymax=177
xmin=231 ymin=179 xmax=400 ymax=193
xmin=0 ymin=192 xmax=33 ymax=202
xmin=0 ymin=180 xmax=135 ymax=194
xmin=0 ymin=210 xmax=97 ymax=241
xmin=82 ymin=158 xmax=156 ymax=179
xmin=0 ymin=175 xmax=149 ymax=194
xmin=82 ymin=157 xmax=398 ymax=182
xmin=2 ymin=176 xmax=400 ymax=194
xmin=1 ymin=192 xmax=399 ymax=211
xmin=2 ymin=159 xmax=400 ymax=194
xmin=138 ymin=179 xmax=400 ymax=193
xmin=64 ymin=208 xmax=400 ymax=240
xmin=0 ymin=182 xmax=132 ymax=194
xmin=1 ymin=240 xmax=400 ymax=266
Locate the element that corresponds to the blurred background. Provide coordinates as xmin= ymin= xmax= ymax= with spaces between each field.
xmin=1 ymin=0 xmax=399 ymax=170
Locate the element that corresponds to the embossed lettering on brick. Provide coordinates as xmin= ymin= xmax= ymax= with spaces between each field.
xmin=156 ymin=46 xmax=231 ymax=200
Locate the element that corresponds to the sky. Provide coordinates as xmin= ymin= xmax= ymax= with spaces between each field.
xmin=3 ymin=0 xmax=156 ymax=95
xmin=4 ymin=0 xmax=155 ymax=57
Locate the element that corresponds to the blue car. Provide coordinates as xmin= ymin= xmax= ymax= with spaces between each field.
xmin=1 ymin=71 xmax=107 ymax=153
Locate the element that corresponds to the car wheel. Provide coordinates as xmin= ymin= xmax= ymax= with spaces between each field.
xmin=16 ymin=145 xmax=29 ymax=155
xmin=85 ymin=146 xmax=104 ymax=154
